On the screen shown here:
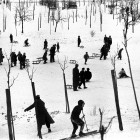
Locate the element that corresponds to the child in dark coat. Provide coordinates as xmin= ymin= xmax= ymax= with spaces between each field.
xmin=71 ymin=100 xmax=85 ymax=138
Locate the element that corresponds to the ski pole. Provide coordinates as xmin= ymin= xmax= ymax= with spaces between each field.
xmin=82 ymin=110 xmax=89 ymax=131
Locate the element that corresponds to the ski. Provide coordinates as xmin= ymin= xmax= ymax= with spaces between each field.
xmin=59 ymin=130 xmax=99 ymax=140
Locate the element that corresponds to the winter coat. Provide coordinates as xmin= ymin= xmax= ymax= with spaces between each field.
xmin=79 ymin=70 xmax=86 ymax=81
xmin=25 ymin=99 xmax=54 ymax=126
xmin=43 ymin=51 xmax=47 ymax=61
xmin=85 ymin=71 xmax=92 ymax=81
xmin=73 ymin=67 xmax=79 ymax=87
xmin=71 ymin=105 xmax=83 ymax=120
xmin=0 ymin=50 xmax=4 ymax=63
xmin=84 ymin=53 xmax=89 ymax=60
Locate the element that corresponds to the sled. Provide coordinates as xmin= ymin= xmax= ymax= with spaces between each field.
xmin=79 ymin=45 xmax=84 ymax=48
xmin=25 ymin=59 xmax=30 ymax=67
xmin=32 ymin=60 xmax=40 ymax=64
xmin=13 ymin=40 xmax=18 ymax=43
xmin=69 ymin=60 xmax=77 ymax=64
xmin=36 ymin=57 xmax=43 ymax=62
xmin=23 ymin=44 xmax=31 ymax=47
xmin=92 ymin=53 xmax=100 ymax=57
xmin=60 ymin=130 xmax=99 ymax=140
xmin=66 ymin=85 xmax=73 ymax=89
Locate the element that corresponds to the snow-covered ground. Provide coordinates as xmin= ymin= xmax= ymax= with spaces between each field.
xmin=0 ymin=0 xmax=140 ymax=140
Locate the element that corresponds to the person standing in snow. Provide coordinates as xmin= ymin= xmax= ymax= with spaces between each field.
xmin=24 ymin=95 xmax=54 ymax=139
xmin=43 ymin=39 xmax=48 ymax=50
xmin=85 ymin=68 xmax=92 ymax=82
xmin=100 ymin=44 xmax=108 ymax=60
xmin=77 ymin=36 xmax=81 ymax=47
xmin=17 ymin=51 xmax=23 ymax=69
xmin=57 ymin=42 xmax=60 ymax=52
xmin=117 ymin=48 xmax=123 ymax=60
xmin=22 ymin=53 xmax=26 ymax=69
xmin=78 ymin=68 xmax=87 ymax=89
xmin=83 ymin=52 xmax=89 ymax=65
xmin=71 ymin=100 xmax=86 ymax=138
xmin=73 ymin=64 xmax=80 ymax=91
xmin=0 ymin=48 xmax=4 ymax=65
xmin=9 ymin=34 xmax=13 ymax=43
xmin=43 ymin=50 xmax=48 ymax=64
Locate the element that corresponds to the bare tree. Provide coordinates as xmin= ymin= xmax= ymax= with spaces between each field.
xmin=15 ymin=2 xmax=32 ymax=33
xmin=119 ymin=0 xmax=140 ymax=119
xmin=99 ymin=108 xmax=116 ymax=140
xmin=58 ymin=56 xmax=70 ymax=113
xmin=4 ymin=45 xmax=19 ymax=140
xmin=50 ymin=8 xmax=68 ymax=32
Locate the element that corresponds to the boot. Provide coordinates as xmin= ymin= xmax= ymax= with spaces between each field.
xmin=79 ymin=131 xmax=86 ymax=137
xmin=71 ymin=134 xmax=77 ymax=138
xmin=48 ymin=128 xmax=51 ymax=133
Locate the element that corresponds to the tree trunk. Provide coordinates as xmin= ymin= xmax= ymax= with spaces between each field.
xmin=125 ymin=47 xmax=140 ymax=119
xmin=63 ymin=72 xmax=70 ymax=113
xmin=21 ymin=19 xmax=23 ymax=33
xmin=111 ymin=70 xmax=123 ymax=130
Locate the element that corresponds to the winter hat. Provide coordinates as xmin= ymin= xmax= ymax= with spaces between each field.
xmin=36 ymin=95 xmax=40 ymax=99
xmin=78 ymin=100 xmax=85 ymax=106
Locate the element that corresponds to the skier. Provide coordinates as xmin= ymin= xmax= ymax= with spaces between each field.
xmin=85 ymin=68 xmax=92 ymax=82
xmin=0 ymin=48 xmax=4 ymax=65
xmin=73 ymin=64 xmax=80 ymax=91
xmin=78 ymin=68 xmax=87 ymax=89
xmin=118 ymin=68 xmax=129 ymax=78
xmin=71 ymin=100 xmax=86 ymax=138
xmin=43 ymin=50 xmax=48 ymax=64
xmin=9 ymin=34 xmax=13 ymax=43
xmin=43 ymin=39 xmax=48 ymax=50
xmin=117 ymin=48 xmax=123 ymax=60
xmin=83 ymin=52 xmax=89 ymax=65
xmin=77 ymin=36 xmax=81 ymax=47
xmin=24 ymin=95 xmax=54 ymax=139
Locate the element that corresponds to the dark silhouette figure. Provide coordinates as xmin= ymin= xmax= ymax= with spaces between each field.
xmin=73 ymin=64 xmax=79 ymax=91
xmin=78 ymin=36 xmax=81 ymax=47
xmin=50 ymin=45 xmax=56 ymax=62
xmin=118 ymin=68 xmax=129 ymax=78
xmin=0 ymin=48 xmax=4 ymax=65
xmin=71 ymin=100 xmax=85 ymax=138
xmin=100 ymin=45 xmax=108 ymax=60
xmin=118 ymin=48 xmax=123 ymax=60
xmin=22 ymin=53 xmax=26 ymax=68
xmin=104 ymin=34 xmax=108 ymax=44
xmin=85 ymin=68 xmax=92 ymax=82
xmin=43 ymin=50 xmax=48 ymax=64
xmin=83 ymin=52 xmax=89 ymax=65
xmin=43 ymin=39 xmax=48 ymax=50
xmin=57 ymin=42 xmax=60 ymax=52
xmin=9 ymin=34 xmax=13 ymax=43
xmin=24 ymin=38 xmax=29 ymax=46
xmin=10 ymin=52 xmax=17 ymax=67
xmin=17 ymin=51 xmax=23 ymax=69
xmin=78 ymin=68 xmax=87 ymax=89
xmin=24 ymin=95 xmax=54 ymax=139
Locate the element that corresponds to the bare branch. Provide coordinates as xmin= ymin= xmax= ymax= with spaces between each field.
xmin=10 ymin=74 xmax=19 ymax=88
